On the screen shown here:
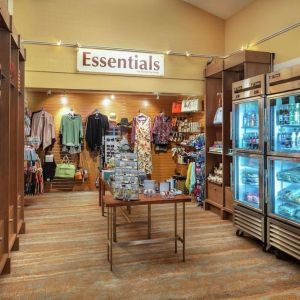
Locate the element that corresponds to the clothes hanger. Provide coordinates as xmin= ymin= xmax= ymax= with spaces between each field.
xmin=68 ymin=108 xmax=75 ymax=116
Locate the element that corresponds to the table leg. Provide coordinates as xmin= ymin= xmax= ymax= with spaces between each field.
xmin=99 ymin=179 xmax=102 ymax=207
xmin=175 ymin=202 xmax=177 ymax=253
xmin=113 ymin=207 xmax=117 ymax=242
xmin=102 ymin=180 xmax=105 ymax=217
xmin=183 ymin=202 xmax=185 ymax=262
xmin=110 ymin=207 xmax=113 ymax=271
xmin=148 ymin=204 xmax=151 ymax=239
xmin=107 ymin=207 xmax=110 ymax=262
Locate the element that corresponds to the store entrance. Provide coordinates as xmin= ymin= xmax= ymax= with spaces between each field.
xmin=25 ymin=90 xmax=204 ymax=197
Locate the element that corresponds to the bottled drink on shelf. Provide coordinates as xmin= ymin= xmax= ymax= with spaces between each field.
xmin=278 ymin=105 xmax=283 ymax=125
xmin=296 ymin=130 xmax=300 ymax=148
xmin=242 ymin=131 xmax=259 ymax=150
xmin=283 ymin=104 xmax=290 ymax=124
xmin=291 ymin=130 xmax=297 ymax=148
xmin=290 ymin=103 xmax=295 ymax=124
xmin=296 ymin=103 xmax=300 ymax=124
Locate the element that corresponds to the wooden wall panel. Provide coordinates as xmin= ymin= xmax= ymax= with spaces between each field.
xmin=27 ymin=92 xmax=204 ymax=191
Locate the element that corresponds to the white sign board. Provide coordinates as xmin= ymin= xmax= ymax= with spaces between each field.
xmin=77 ymin=48 xmax=164 ymax=77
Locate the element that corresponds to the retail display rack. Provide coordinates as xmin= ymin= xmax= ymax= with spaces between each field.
xmin=0 ymin=1 xmax=26 ymax=274
xmin=204 ymin=50 xmax=273 ymax=220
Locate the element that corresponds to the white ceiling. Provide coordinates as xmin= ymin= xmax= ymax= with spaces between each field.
xmin=183 ymin=0 xmax=254 ymax=19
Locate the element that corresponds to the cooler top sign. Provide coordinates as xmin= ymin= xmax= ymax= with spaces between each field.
xmin=77 ymin=48 xmax=164 ymax=77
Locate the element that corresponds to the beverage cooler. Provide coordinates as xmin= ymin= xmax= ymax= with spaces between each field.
xmin=232 ymin=75 xmax=267 ymax=246
xmin=266 ymin=65 xmax=300 ymax=260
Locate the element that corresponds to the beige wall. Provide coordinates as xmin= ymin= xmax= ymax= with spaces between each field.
xmin=225 ymin=0 xmax=300 ymax=64
xmin=13 ymin=0 xmax=224 ymax=94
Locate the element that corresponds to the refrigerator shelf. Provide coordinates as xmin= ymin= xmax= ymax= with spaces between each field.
xmin=276 ymin=124 xmax=300 ymax=127
xmin=241 ymin=126 xmax=258 ymax=129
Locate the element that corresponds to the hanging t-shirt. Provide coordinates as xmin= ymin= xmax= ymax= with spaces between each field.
xmin=60 ymin=114 xmax=83 ymax=154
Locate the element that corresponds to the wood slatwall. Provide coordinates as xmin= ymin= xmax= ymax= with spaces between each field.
xmin=27 ymin=92 xmax=204 ymax=191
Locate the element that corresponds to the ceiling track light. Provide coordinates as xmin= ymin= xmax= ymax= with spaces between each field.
xmin=57 ymin=40 xmax=62 ymax=46
xmin=166 ymin=50 xmax=171 ymax=55
xmin=185 ymin=51 xmax=190 ymax=57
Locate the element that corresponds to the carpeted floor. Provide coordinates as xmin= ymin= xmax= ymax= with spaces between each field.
xmin=0 ymin=191 xmax=299 ymax=300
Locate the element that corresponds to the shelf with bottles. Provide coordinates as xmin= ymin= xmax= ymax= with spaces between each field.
xmin=276 ymin=102 xmax=300 ymax=127
xmin=269 ymin=95 xmax=300 ymax=153
xmin=234 ymin=99 xmax=260 ymax=151
xmin=275 ymin=128 xmax=300 ymax=152
xmin=241 ymin=132 xmax=260 ymax=150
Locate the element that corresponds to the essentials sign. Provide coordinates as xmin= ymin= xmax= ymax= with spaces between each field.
xmin=77 ymin=48 xmax=164 ymax=76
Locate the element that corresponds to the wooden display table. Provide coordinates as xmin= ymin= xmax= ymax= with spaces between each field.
xmin=104 ymin=194 xmax=191 ymax=271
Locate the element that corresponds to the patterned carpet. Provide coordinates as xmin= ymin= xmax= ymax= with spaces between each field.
xmin=0 ymin=192 xmax=299 ymax=300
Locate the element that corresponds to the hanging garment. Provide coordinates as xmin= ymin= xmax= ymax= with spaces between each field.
xmin=24 ymin=145 xmax=39 ymax=161
xmin=86 ymin=113 xmax=109 ymax=151
xmin=131 ymin=113 xmax=152 ymax=174
xmin=31 ymin=110 xmax=56 ymax=149
xmin=43 ymin=160 xmax=57 ymax=181
xmin=60 ymin=114 xmax=83 ymax=153
xmin=24 ymin=161 xmax=44 ymax=196
xmin=152 ymin=113 xmax=172 ymax=146
xmin=185 ymin=162 xmax=195 ymax=193
xmin=24 ymin=113 xmax=31 ymax=136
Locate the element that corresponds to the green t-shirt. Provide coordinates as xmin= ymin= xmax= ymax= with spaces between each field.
xmin=60 ymin=114 xmax=83 ymax=147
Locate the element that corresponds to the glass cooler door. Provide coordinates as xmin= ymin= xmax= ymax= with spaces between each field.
xmin=233 ymin=98 xmax=263 ymax=153
xmin=268 ymin=91 xmax=300 ymax=156
xmin=268 ymin=157 xmax=300 ymax=226
xmin=233 ymin=154 xmax=264 ymax=212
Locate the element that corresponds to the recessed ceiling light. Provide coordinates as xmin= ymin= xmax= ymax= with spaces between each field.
xmin=60 ymin=96 xmax=68 ymax=105
xmin=103 ymin=98 xmax=111 ymax=106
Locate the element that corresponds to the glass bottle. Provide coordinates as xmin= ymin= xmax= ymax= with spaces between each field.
xmin=278 ymin=105 xmax=283 ymax=125
xmin=296 ymin=103 xmax=300 ymax=124
xmin=284 ymin=105 xmax=290 ymax=124
xmin=296 ymin=129 xmax=300 ymax=148
xmin=290 ymin=103 xmax=295 ymax=124
xmin=243 ymin=111 xmax=247 ymax=128
xmin=292 ymin=130 xmax=297 ymax=149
